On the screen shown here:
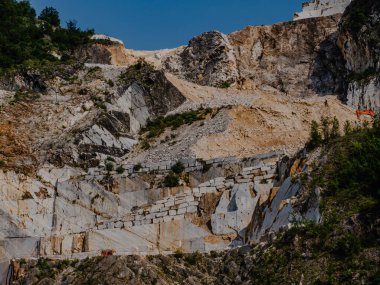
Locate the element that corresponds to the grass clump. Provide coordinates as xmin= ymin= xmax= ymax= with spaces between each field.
xmin=171 ymin=161 xmax=185 ymax=174
xmin=116 ymin=165 xmax=125 ymax=174
xmin=163 ymin=172 xmax=180 ymax=187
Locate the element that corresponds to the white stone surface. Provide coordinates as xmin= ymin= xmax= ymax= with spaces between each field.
xmin=294 ymin=0 xmax=352 ymax=20
xmin=91 ymin=34 xmax=124 ymax=45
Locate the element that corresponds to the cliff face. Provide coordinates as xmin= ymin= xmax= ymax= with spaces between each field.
xmin=228 ymin=16 xmax=345 ymax=96
xmin=337 ymin=0 xmax=380 ymax=109
xmin=165 ymin=15 xmax=345 ymax=97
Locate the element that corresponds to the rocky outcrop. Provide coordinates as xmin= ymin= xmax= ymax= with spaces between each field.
xmin=165 ymin=16 xmax=344 ymax=96
xmin=165 ymin=31 xmax=238 ymax=87
xmin=117 ymin=61 xmax=186 ymax=127
xmin=74 ymin=43 xmax=114 ymax=65
xmin=337 ymin=0 xmax=380 ymax=109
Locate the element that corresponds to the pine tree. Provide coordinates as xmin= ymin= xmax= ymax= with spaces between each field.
xmin=321 ymin=116 xmax=331 ymax=142
xmin=39 ymin=6 xmax=60 ymax=27
xmin=344 ymin=120 xmax=352 ymax=135
xmin=307 ymin=120 xmax=322 ymax=149
xmin=330 ymin=117 xmax=340 ymax=139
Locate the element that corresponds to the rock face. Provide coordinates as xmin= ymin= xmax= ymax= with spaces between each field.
xmin=228 ymin=17 xmax=343 ymax=96
xmin=294 ymin=0 xmax=353 ymax=21
xmin=0 ymin=151 xmax=320 ymax=263
xmin=337 ymin=0 xmax=380 ymax=109
xmin=165 ymin=31 xmax=238 ymax=87
xmin=165 ymin=16 xmax=344 ymax=96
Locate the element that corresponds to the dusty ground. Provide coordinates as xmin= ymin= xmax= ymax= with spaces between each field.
xmin=192 ymin=94 xmax=358 ymax=159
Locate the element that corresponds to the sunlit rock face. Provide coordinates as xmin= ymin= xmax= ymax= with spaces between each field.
xmin=294 ymin=0 xmax=353 ymax=20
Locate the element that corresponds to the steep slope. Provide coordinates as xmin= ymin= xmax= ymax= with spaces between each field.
xmin=10 ymin=124 xmax=380 ymax=284
xmin=337 ymin=0 xmax=380 ymax=110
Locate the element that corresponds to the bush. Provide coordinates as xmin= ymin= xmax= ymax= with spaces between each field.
xmin=173 ymin=249 xmax=184 ymax=259
xmin=171 ymin=162 xmax=185 ymax=174
xmin=107 ymin=79 xmax=114 ymax=87
xmin=163 ymin=172 xmax=180 ymax=187
xmin=133 ymin=163 xmax=142 ymax=172
xmin=332 ymin=234 xmax=361 ymax=258
xmin=105 ymin=162 xmax=114 ymax=172
xmin=218 ymin=81 xmax=231 ymax=89
xmin=116 ymin=166 xmax=125 ymax=174
xmin=106 ymin=156 xmax=115 ymax=162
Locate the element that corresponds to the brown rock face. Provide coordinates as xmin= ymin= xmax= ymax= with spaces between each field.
xmin=228 ymin=15 xmax=343 ymax=96
xmin=164 ymin=15 xmax=346 ymax=97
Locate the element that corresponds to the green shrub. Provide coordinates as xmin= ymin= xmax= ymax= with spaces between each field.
xmin=105 ymin=162 xmax=114 ymax=172
xmin=173 ymin=249 xmax=184 ymax=259
xmin=332 ymin=234 xmax=361 ymax=258
xmin=133 ymin=163 xmax=142 ymax=172
xmin=107 ymin=79 xmax=114 ymax=87
xmin=163 ymin=172 xmax=180 ymax=187
xmin=184 ymin=251 xmax=202 ymax=265
xmin=116 ymin=165 xmax=125 ymax=174
xmin=171 ymin=162 xmax=185 ymax=174
xmin=218 ymin=81 xmax=231 ymax=89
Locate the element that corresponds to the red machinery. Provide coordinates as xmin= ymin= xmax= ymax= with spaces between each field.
xmin=356 ymin=110 xmax=375 ymax=120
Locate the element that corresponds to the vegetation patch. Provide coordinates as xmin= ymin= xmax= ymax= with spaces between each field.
xmin=140 ymin=108 xmax=213 ymax=139
xmin=348 ymin=68 xmax=377 ymax=82
xmin=0 ymin=1 xmax=93 ymax=73
xmin=12 ymin=91 xmax=41 ymax=103
xmin=163 ymin=172 xmax=180 ymax=187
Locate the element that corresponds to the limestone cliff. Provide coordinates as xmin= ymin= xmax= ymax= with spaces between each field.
xmin=337 ymin=0 xmax=380 ymax=110
xmin=164 ymin=15 xmax=345 ymax=97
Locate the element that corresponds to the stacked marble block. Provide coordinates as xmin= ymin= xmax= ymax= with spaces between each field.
xmin=294 ymin=0 xmax=352 ymax=20
xmin=96 ymin=160 xmax=278 ymax=235
xmin=89 ymin=150 xmax=285 ymax=177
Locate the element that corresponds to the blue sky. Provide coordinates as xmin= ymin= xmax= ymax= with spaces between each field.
xmin=30 ymin=0 xmax=305 ymax=50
